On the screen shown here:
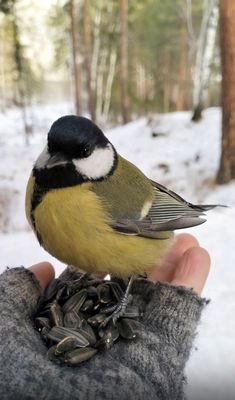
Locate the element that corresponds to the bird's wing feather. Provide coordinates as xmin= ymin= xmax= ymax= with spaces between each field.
xmin=112 ymin=179 xmax=212 ymax=239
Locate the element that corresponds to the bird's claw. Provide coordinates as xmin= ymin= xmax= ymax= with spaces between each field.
xmin=100 ymin=294 xmax=132 ymax=327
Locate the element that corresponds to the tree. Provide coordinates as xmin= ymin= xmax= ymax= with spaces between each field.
xmin=83 ymin=0 xmax=96 ymax=121
xmin=0 ymin=0 xmax=33 ymax=141
xmin=94 ymin=1 xmax=118 ymax=124
xmin=217 ymin=0 xmax=235 ymax=183
xmin=69 ymin=0 xmax=82 ymax=115
xmin=176 ymin=20 xmax=187 ymax=111
xmin=189 ymin=0 xmax=219 ymax=121
xmin=119 ymin=0 xmax=130 ymax=123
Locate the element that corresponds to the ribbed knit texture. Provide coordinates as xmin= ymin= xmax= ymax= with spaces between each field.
xmin=0 ymin=267 xmax=207 ymax=400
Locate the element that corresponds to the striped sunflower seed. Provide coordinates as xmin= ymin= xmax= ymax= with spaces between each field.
xmin=46 ymin=326 xmax=90 ymax=347
xmin=117 ymin=318 xmax=140 ymax=340
xmin=64 ymin=347 xmax=98 ymax=366
xmin=62 ymin=289 xmax=87 ymax=314
xmin=55 ymin=336 xmax=79 ymax=355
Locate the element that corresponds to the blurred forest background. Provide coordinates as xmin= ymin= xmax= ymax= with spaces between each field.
xmin=0 ymin=0 xmax=235 ymax=184
xmin=0 ymin=0 xmax=221 ymax=121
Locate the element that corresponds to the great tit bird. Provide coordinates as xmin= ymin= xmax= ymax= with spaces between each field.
xmin=26 ymin=115 xmax=215 ymax=279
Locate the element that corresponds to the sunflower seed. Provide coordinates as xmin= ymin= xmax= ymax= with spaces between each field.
xmin=56 ymin=286 xmax=67 ymax=302
xmin=35 ymin=317 xmax=50 ymax=331
xmin=95 ymin=323 xmax=119 ymax=349
xmin=47 ymin=345 xmax=61 ymax=362
xmin=87 ymin=286 xmax=98 ymax=297
xmin=84 ymin=278 xmax=103 ymax=287
xmin=98 ymin=322 xmax=119 ymax=342
xmin=87 ymin=313 xmax=107 ymax=327
xmin=62 ymin=289 xmax=87 ymax=314
xmin=78 ymin=319 xmax=97 ymax=344
xmin=80 ymin=299 xmax=94 ymax=312
xmin=117 ymin=318 xmax=140 ymax=340
xmin=97 ymin=284 xmax=112 ymax=304
xmin=49 ymin=301 xmax=63 ymax=327
xmin=43 ymin=279 xmax=60 ymax=303
xmin=64 ymin=347 xmax=98 ymax=365
xmin=76 ymin=329 xmax=96 ymax=346
xmin=93 ymin=301 xmax=101 ymax=312
xmin=55 ymin=336 xmax=79 ymax=355
xmin=63 ymin=310 xmax=84 ymax=329
xmin=41 ymin=326 xmax=50 ymax=340
xmin=35 ymin=273 xmax=141 ymax=365
xmin=109 ymin=282 xmax=124 ymax=302
xmin=46 ymin=326 xmax=90 ymax=347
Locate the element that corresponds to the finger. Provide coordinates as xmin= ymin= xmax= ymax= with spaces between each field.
xmin=29 ymin=262 xmax=55 ymax=291
xmin=171 ymin=247 xmax=210 ymax=295
xmin=163 ymin=233 xmax=199 ymax=267
xmin=148 ymin=234 xmax=199 ymax=283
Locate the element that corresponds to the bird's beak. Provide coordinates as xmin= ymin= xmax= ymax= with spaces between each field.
xmin=46 ymin=153 xmax=68 ymax=169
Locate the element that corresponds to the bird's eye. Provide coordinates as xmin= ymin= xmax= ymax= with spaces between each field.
xmin=80 ymin=146 xmax=91 ymax=158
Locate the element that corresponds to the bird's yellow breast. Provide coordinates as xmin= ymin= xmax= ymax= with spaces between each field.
xmin=30 ymin=183 xmax=172 ymax=277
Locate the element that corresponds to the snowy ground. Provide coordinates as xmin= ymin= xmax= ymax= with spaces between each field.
xmin=0 ymin=105 xmax=234 ymax=399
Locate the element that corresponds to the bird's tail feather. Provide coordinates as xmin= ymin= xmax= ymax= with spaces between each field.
xmin=194 ymin=204 xmax=227 ymax=211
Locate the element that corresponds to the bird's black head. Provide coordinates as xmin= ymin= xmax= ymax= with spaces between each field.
xmin=33 ymin=115 xmax=117 ymax=188
xmin=48 ymin=115 xmax=108 ymax=159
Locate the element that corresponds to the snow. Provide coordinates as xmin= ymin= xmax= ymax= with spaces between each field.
xmin=0 ymin=105 xmax=235 ymax=399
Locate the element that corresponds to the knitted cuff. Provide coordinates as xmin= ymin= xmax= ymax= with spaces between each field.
xmin=0 ymin=267 xmax=42 ymax=316
xmin=131 ymin=279 xmax=207 ymax=344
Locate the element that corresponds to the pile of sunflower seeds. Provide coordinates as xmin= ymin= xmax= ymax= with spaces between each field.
xmin=34 ymin=274 xmax=141 ymax=366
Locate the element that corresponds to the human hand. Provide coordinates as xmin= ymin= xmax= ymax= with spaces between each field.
xmin=148 ymin=233 xmax=210 ymax=295
xmin=0 ymin=234 xmax=210 ymax=400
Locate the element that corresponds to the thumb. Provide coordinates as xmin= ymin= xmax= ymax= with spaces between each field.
xmin=29 ymin=262 xmax=55 ymax=291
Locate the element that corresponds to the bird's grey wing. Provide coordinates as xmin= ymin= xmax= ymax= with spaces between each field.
xmin=112 ymin=179 xmax=215 ymax=239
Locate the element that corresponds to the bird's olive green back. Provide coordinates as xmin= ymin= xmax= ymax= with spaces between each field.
xmin=90 ymin=156 xmax=154 ymax=220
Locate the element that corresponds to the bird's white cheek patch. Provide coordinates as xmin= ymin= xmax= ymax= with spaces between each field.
xmin=73 ymin=144 xmax=115 ymax=180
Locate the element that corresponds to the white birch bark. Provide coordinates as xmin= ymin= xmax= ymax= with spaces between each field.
xmin=91 ymin=0 xmax=102 ymax=98
xmin=95 ymin=1 xmax=117 ymax=123
xmin=192 ymin=0 xmax=219 ymax=113
xmin=96 ymin=48 xmax=108 ymax=121
xmin=102 ymin=48 xmax=117 ymax=123
xmin=0 ymin=24 xmax=6 ymax=112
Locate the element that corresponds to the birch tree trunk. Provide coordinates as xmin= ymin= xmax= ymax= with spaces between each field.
xmin=163 ymin=52 xmax=171 ymax=113
xmin=0 ymin=25 xmax=6 ymax=112
xmin=217 ymin=0 xmax=235 ymax=183
xmin=102 ymin=48 xmax=117 ymax=123
xmin=176 ymin=23 xmax=187 ymax=111
xmin=83 ymin=0 xmax=96 ymax=121
xmin=96 ymin=48 xmax=108 ymax=122
xmin=191 ymin=0 xmax=219 ymax=121
xmin=12 ymin=5 xmax=31 ymax=143
xmin=119 ymin=0 xmax=130 ymax=124
xmin=91 ymin=0 xmax=102 ymax=119
xmin=69 ymin=0 xmax=82 ymax=115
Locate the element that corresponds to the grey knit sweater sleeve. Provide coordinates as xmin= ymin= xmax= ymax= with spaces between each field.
xmin=0 ymin=267 xmax=206 ymax=400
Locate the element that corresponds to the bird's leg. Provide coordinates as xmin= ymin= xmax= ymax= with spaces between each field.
xmin=101 ymin=275 xmax=136 ymax=326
